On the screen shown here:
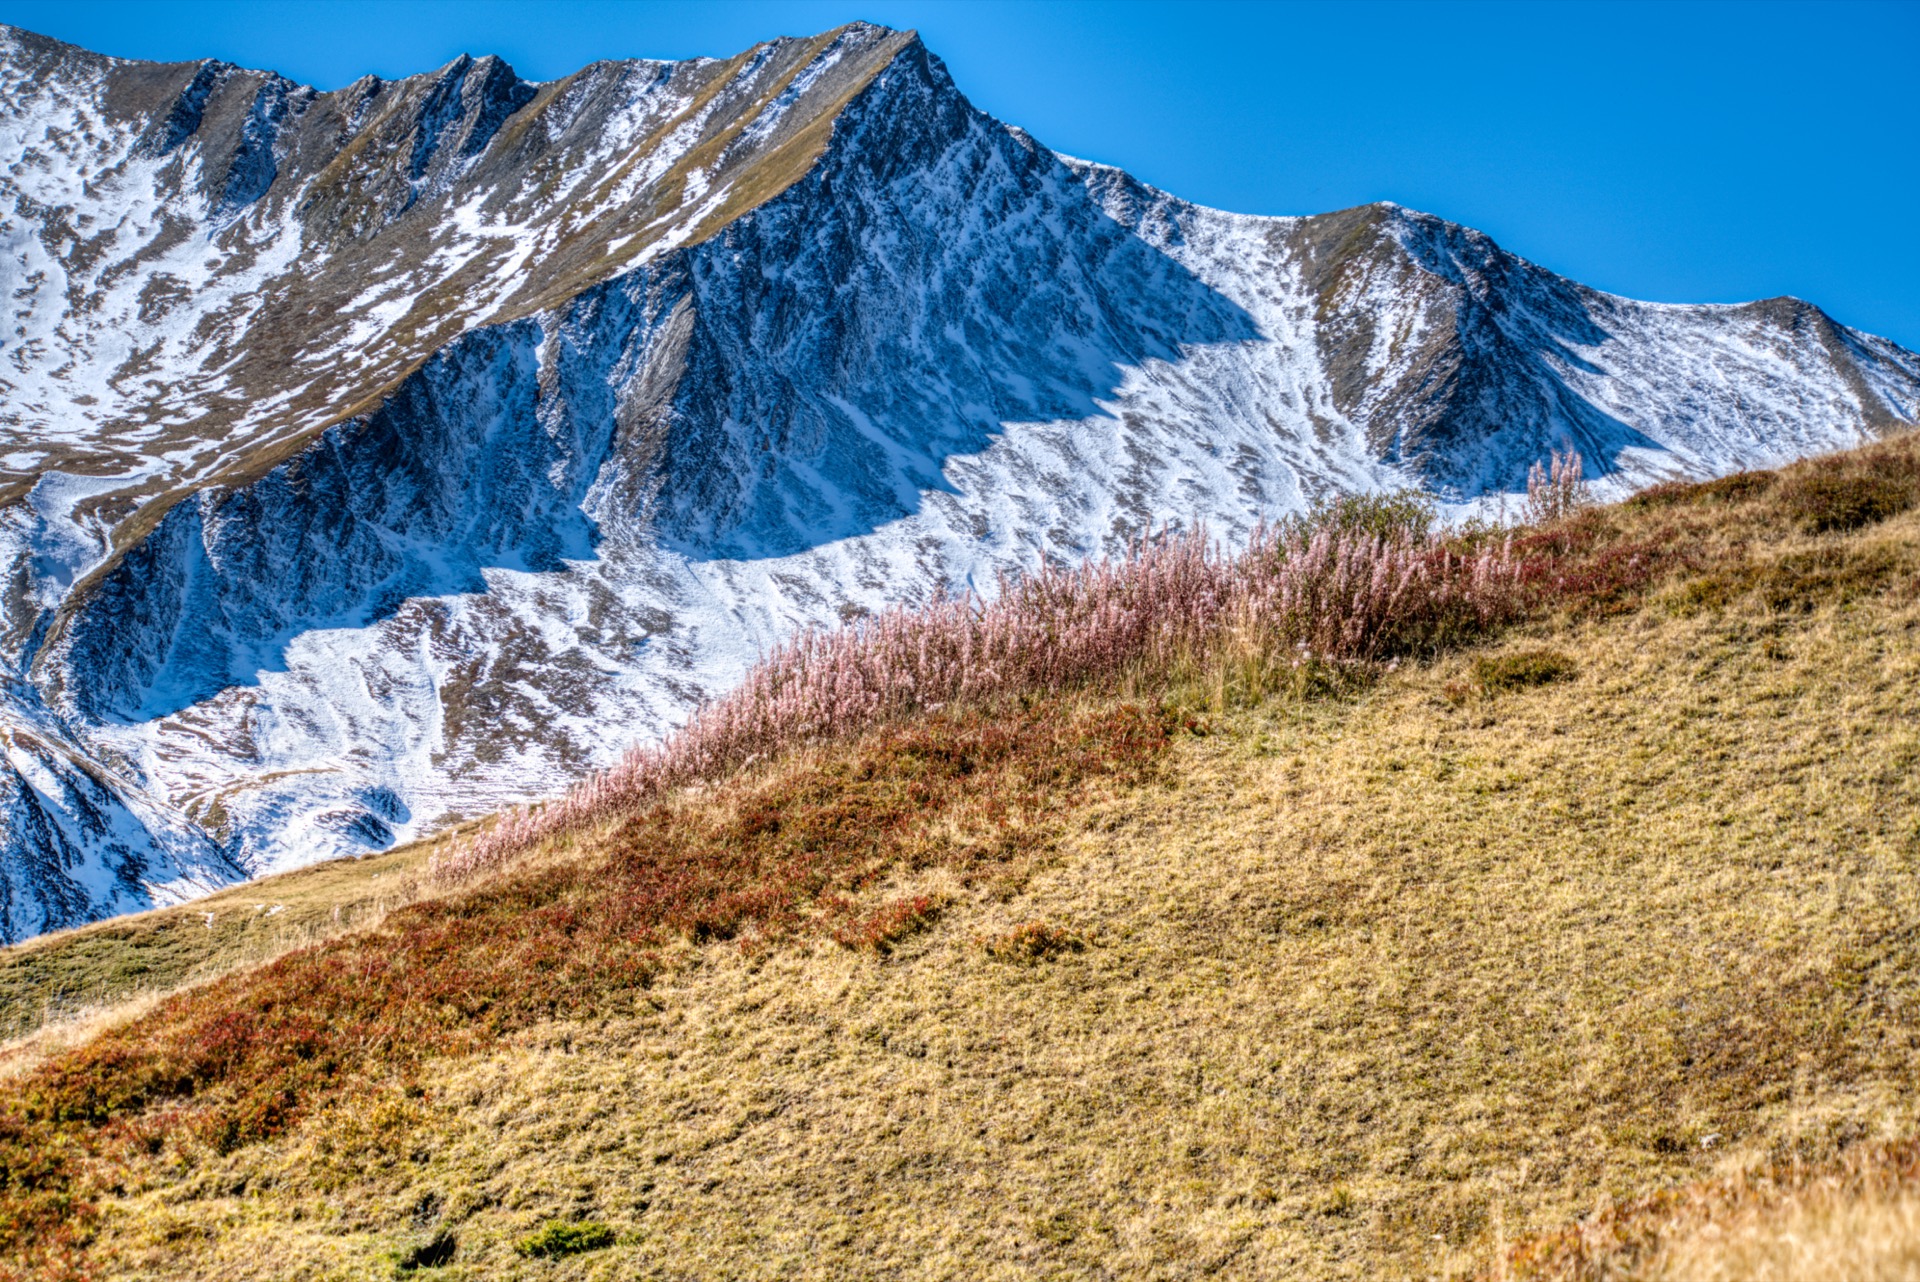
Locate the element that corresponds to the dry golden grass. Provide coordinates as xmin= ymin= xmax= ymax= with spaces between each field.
xmin=1500 ymin=1133 xmax=1920 ymax=1281
xmin=1649 ymin=1185 xmax=1920 ymax=1282
xmin=56 ymin=477 xmax=1920 ymax=1279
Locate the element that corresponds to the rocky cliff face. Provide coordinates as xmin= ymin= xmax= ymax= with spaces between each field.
xmin=2 ymin=22 xmax=1915 ymax=940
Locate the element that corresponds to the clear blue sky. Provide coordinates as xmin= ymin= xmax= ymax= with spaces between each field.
xmin=6 ymin=0 xmax=1916 ymax=349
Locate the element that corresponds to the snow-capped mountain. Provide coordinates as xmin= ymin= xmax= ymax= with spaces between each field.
xmin=1 ymin=22 xmax=1914 ymax=941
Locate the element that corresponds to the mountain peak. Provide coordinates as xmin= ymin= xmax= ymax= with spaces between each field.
xmin=0 ymin=21 xmax=1914 ymax=940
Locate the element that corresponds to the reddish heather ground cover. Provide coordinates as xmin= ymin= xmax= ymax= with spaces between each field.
xmin=0 ymin=701 xmax=1171 ymax=1280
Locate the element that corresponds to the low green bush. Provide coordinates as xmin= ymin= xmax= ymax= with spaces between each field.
xmin=1471 ymin=649 xmax=1578 ymax=696
xmin=515 ymin=1221 xmax=616 ymax=1259
xmin=1299 ymin=488 xmax=1435 ymax=542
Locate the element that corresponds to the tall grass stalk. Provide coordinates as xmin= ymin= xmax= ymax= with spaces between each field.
xmin=1524 ymin=449 xmax=1592 ymax=525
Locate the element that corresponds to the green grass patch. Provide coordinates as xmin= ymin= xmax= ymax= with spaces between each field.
xmin=1470 ymin=649 xmax=1578 ymax=697
xmin=515 ymin=1220 xmax=615 ymax=1259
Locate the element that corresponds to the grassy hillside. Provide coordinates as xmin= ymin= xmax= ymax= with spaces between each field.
xmin=4 ymin=437 xmax=1920 ymax=1280
xmin=0 ymin=837 xmax=447 ymax=1057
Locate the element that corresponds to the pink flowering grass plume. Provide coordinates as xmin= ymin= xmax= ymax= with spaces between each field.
xmin=1524 ymin=449 xmax=1593 ymax=525
xmin=434 ymin=497 xmax=1528 ymax=882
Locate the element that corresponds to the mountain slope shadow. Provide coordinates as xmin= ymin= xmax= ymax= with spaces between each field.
xmin=51 ymin=36 xmax=1264 ymax=722
xmin=641 ymin=37 xmax=1265 ymax=561
xmin=1305 ymin=204 xmax=1676 ymax=495
xmin=52 ymin=317 xmax=613 ymax=723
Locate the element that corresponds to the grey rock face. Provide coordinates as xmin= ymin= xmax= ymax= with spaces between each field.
xmin=0 ymin=22 xmax=1914 ymax=940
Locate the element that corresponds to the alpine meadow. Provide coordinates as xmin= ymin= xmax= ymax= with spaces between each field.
xmin=1 ymin=12 xmax=1918 ymax=1281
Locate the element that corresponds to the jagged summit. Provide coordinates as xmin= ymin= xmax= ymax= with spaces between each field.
xmin=1 ymin=21 xmax=1915 ymax=941
xmin=0 ymin=21 xmax=917 ymax=498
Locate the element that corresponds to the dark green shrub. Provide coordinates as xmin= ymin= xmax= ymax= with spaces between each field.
xmin=1757 ymin=546 xmax=1900 ymax=613
xmin=1628 ymin=469 xmax=1776 ymax=510
xmin=394 ymin=1230 xmax=457 ymax=1271
xmin=1700 ymin=470 xmax=1778 ymax=504
xmin=1668 ymin=545 xmax=1901 ymax=615
xmin=1299 ymin=489 xmax=1435 ymax=542
xmin=1666 ymin=566 xmax=1759 ymax=616
xmin=515 ymin=1220 xmax=616 ymax=1259
xmin=1624 ymin=480 xmax=1694 ymax=510
xmin=1471 ymin=649 xmax=1577 ymax=696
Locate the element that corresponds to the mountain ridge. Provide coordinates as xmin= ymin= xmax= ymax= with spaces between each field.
xmin=6 ymin=430 xmax=1920 ymax=1279
xmin=1 ymin=21 xmax=1916 ymax=941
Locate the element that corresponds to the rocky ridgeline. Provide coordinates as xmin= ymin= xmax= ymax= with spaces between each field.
xmin=1 ymin=21 xmax=1915 ymax=940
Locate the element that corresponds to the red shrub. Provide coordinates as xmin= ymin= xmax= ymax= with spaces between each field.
xmin=833 ymin=896 xmax=944 ymax=953
xmin=1517 ymin=529 xmax=1688 ymax=618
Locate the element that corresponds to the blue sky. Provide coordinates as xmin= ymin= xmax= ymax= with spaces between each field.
xmin=6 ymin=0 xmax=1916 ymax=349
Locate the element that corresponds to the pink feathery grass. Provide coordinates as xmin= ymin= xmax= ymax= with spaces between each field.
xmin=434 ymin=506 xmax=1526 ymax=882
